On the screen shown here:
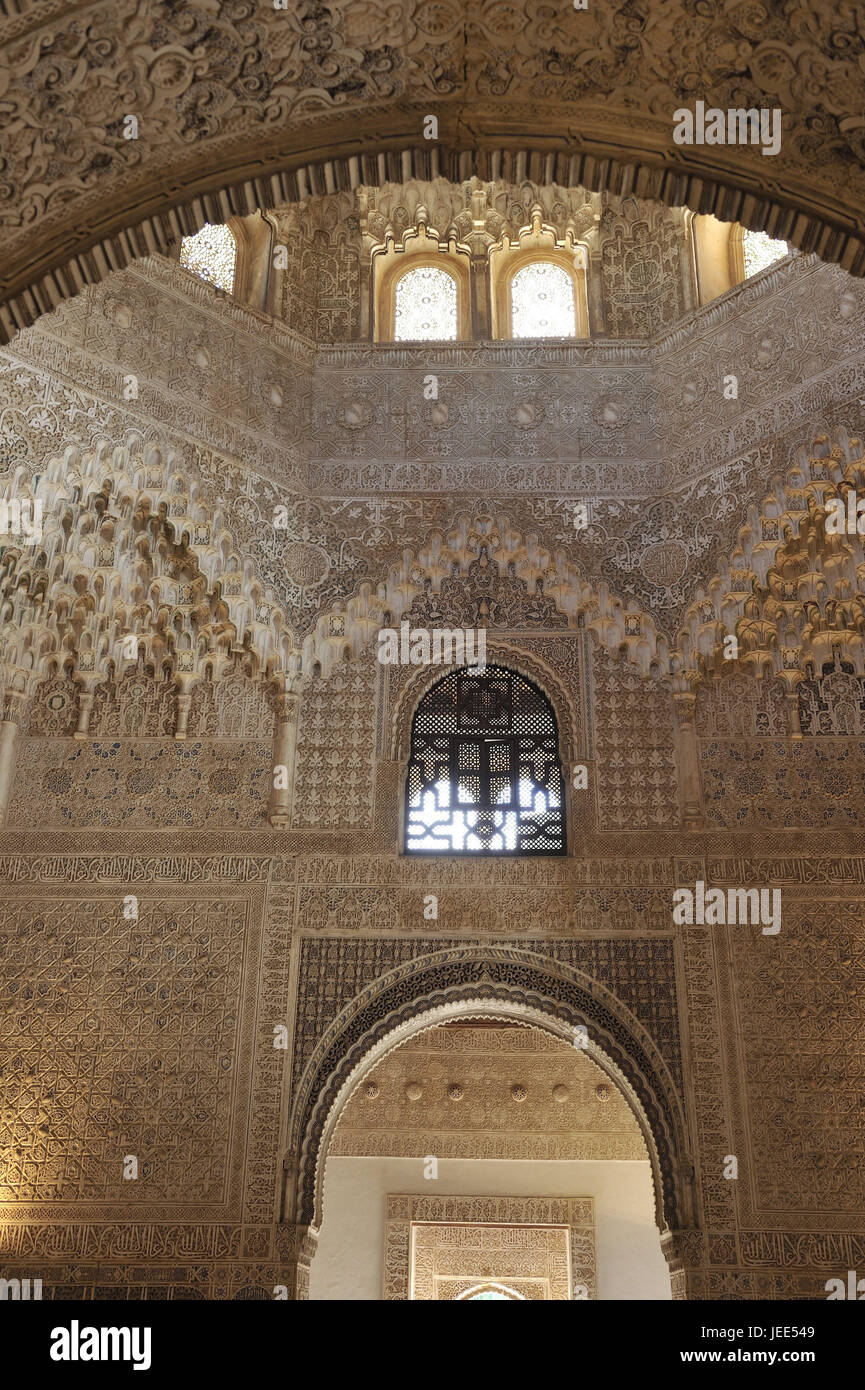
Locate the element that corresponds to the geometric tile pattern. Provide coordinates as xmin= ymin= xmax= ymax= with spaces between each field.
xmin=0 ymin=896 xmax=247 ymax=1204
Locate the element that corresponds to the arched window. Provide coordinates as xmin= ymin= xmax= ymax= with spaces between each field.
xmin=510 ymin=261 xmax=577 ymax=338
xmin=180 ymin=222 xmax=237 ymax=293
xmin=394 ymin=265 xmax=458 ymax=341
xmin=457 ymin=1283 xmax=525 ymax=1300
xmin=742 ymin=229 xmax=788 ymax=279
xmin=405 ymin=665 xmax=565 ymax=855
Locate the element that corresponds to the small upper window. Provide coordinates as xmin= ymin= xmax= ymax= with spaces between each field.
xmin=394 ymin=265 xmax=458 ymax=341
xmin=180 ymin=222 xmax=237 ymax=293
xmin=742 ymin=230 xmax=788 ymax=279
xmin=510 ymin=262 xmax=576 ymax=338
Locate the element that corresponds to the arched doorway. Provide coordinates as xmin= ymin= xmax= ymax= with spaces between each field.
xmin=311 ymin=1018 xmax=671 ymax=1300
xmin=282 ymin=947 xmax=698 ymax=1298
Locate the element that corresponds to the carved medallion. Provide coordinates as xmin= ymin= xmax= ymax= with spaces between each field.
xmin=283 ymin=541 xmax=330 ymax=588
xmin=641 ymin=540 xmax=688 ymax=587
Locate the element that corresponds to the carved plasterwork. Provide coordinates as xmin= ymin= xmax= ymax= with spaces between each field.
xmin=383 ymin=1195 xmax=596 ymax=1301
xmin=695 ymin=672 xmax=788 ymax=739
xmin=292 ymin=654 xmax=378 ymax=830
xmin=5 ymin=242 xmax=865 ymax=654
xmin=0 ymin=430 xmax=294 ymax=707
xmin=287 ymin=946 xmax=690 ymax=1234
xmin=2 ymin=845 xmax=864 ymax=1298
xmin=0 ymin=876 xmax=266 ymax=1223
xmin=358 ymin=179 xmax=600 ymax=264
xmin=797 ymin=650 xmax=865 ymax=736
xmin=676 ymin=430 xmax=865 ymax=688
xmin=330 ymin=1024 xmax=647 ymax=1161
xmin=0 ymin=255 xmax=311 ymax=484
xmin=272 ymin=208 xmax=361 ymax=344
xmin=700 ymin=738 xmax=865 ymax=830
xmin=2 ymin=146 xmax=865 ymax=1303
xmin=290 ymin=934 xmax=684 ymax=1100
xmin=9 ymin=736 xmax=272 ymax=830
xmin=2 ymin=2 xmax=865 ymax=339
xmin=599 ymin=201 xmax=691 ymax=336
xmin=715 ymin=893 xmax=865 ymax=1228
xmin=591 ymin=646 xmax=679 ymax=830
xmin=412 ymin=1224 xmax=569 ymax=1302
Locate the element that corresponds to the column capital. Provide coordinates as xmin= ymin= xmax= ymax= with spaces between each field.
xmin=1 ymin=688 xmax=28 ymax=725
xmin=276 ymin=688 xmax=300 ymax=724
xmin=660 ymin=1227 xmax=706 ymax=1299
xmin=672 ymin=689 xmax=697 ymax=722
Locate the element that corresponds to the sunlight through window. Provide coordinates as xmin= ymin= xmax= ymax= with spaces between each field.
xmin=510 ymin=262 xmax=576 ymax=338
xmin=394 ymin=265 xmax=459 ymax=340
xmin=180 ymin=223 xmax=237 ymax=293
xmin=406 ymin=666 xmax=565 ymax=855
xmin=742 ymin=229 xmax=789 ymax=279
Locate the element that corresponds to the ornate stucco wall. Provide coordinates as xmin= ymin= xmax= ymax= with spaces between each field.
xmin=2 ymin=200 xmax=864 ymax=1299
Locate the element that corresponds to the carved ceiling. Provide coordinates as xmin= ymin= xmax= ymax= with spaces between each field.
xmin=1 ymin=0 xmax=865 ymax=339
xmin=330 ymin=1024 xmax=647 ymax=1161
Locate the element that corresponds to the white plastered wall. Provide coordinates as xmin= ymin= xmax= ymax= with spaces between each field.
xmin=310 ymin=1156 xmax=671 ymax=1300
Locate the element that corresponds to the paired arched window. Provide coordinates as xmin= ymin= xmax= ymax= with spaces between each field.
xmin=387 ymin=255 xmax=582 ymax=341
xmin=405 ymin=665 xmax=565 ymax=855
xmin=180 ymin=222 xmax=237 ymax=293
xmin=394 ymin=265 xmax=459 ymax=341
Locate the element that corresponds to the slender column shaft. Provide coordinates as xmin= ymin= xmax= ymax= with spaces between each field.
xmin=269 ymin=691 xmax=299 ymax=828
xmin=175 ymin=691 xmax=192 ymax=740
xmin=73 ymin=690 xmax=95 ymax=739
xmin=673 ymin=692 xmax=704 ymax=830
xmin=0 ymin=717 xmax=21 ymax=825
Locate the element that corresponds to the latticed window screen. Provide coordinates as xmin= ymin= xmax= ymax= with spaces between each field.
xmin=179 ymin=222 xmax=236 ymax=293
xmin=406 ymin=665 xmax=565 ymax=854
xmin=742 ymin=229 xmax=789 ymax=279
xmin=394 ymin=265 xmax=458 ymax=340
xmin=510 ymin=261 xmax=576 ymax=338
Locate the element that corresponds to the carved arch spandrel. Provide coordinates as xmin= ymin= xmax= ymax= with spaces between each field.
xmin=297 ymin=511 xmax=668 ymax=682
xmin=284 ymin=947 xmax=694 ymax=1240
